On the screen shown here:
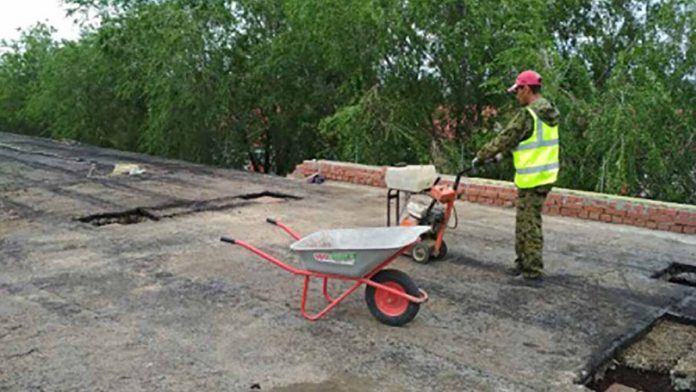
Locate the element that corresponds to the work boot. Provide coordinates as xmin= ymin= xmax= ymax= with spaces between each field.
xmin=505 ymin=266 xmax=522 ymax=277
xmin=510 ymin=273 xmax=544 ymax=288
xmin=506 ymin=257 xmax=526 ymax=276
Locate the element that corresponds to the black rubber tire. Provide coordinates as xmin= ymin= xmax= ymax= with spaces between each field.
xmin=411 ymin=242 xmax=431 ymax=264
xmin=431 ymin=240 xmax=448 ymax=260
xmin=365 ymin=269 xmax=421 ymax=327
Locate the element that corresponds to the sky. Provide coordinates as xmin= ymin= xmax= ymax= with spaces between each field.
xmin=0 ymin=0 xmax=82 ymax=48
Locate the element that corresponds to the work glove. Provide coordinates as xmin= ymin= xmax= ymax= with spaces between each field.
xmin=471 ymin=157 xmax=480 ymax=169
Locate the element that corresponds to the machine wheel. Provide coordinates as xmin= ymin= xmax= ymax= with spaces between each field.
xmin=411 ymin=242 xmax=431 ymax=264
xmin=365 ymin=269 xmax=421 ymax=326
xmin=431 ymin=240 xmax=448 ymax=260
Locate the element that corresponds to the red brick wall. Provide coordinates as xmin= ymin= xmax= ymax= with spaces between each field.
xmin=293 ymin=160 xmax=696 ymax=235
xmin=294 ymin=160 xmax=387 ymax=188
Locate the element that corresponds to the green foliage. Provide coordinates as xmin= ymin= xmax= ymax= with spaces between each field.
xmin=0 ymin=24 xmax=57 ymax=136
xmin=0 ymin=0 xmax=693 ymax=203
xmin=318 ymin=86 xmax=430 ymax=165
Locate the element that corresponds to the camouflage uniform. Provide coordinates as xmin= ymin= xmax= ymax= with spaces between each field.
xmin=476 ymin=97 xmax=560 ymax=278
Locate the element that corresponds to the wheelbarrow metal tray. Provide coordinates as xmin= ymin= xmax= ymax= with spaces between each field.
xmin=290 ymin=226 xmax=431 ymax=277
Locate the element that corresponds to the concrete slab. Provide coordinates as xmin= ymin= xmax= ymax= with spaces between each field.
xmin=1 ymin=132 xmax=694 ymax=392
xmin=672 ymin=344 xmax=696 ymax=391
xmin=620 ymin=319 xmax=696 ymax=373
xmin=605 ymin=384 xmax=639 ymax=392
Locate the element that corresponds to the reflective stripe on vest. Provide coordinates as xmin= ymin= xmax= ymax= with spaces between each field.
xmin=512 ymin=107 xmax=559 ymax=189
xmin=516 ymin=162 xmax=560 ymax=175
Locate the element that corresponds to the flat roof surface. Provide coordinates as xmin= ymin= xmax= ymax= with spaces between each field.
xmin=1 ymin=132 xmax=694 ymax=391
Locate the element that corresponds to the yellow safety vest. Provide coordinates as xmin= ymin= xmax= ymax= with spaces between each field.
xmin=512 ymin=107 xmax=560 ymax=189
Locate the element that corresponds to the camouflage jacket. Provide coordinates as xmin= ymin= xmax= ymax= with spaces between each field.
xmin=476 ymin=97 xmax=560 ymax=161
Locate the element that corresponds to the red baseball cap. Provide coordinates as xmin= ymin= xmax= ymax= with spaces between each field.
xmin=507 ymin=70 xmax=542 ymax=93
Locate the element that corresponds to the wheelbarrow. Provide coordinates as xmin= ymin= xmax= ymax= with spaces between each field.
xmin=220 ymin=218 xmax=430 ymax=326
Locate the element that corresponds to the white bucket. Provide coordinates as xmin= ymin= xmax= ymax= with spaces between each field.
xmin=385 ymin=165 xmax=438 ymax=192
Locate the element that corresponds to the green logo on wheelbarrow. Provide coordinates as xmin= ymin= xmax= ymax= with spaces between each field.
xmin=313 ymin=252 xmax=356 ymax=265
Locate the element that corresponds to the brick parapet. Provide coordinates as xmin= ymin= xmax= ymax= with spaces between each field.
xmin=292 ymin=160 xmax=696 ymax=234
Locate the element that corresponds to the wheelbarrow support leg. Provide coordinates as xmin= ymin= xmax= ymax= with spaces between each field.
xmin=300 ymin=276 xmax=363 ymax=321
xmin=322 ymin=277 xmax=334 ymax=302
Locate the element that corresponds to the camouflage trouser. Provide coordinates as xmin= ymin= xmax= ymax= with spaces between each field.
xmin=515 ymin=185 xmax=552 ymax=277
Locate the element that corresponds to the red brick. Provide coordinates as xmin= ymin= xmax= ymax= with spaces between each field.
xmin=657 ymin=223 xmax=671 ymax=231
xmin=647 ymin=222 xmax=658 ymax=229
xmin=481 ymin=190 xmax=498 ymax=199
xmin=612 ymin=216 xmax=624 ymax=224
xmin=675 ymin=211 xmax=696 ymax=225
xmin=630 ymin=204 xmax=645 ymax=213
xmin=614 ymin=202 xmax=630 ymax=211
xmin=547 ymin=195 xmax=562 ymax=205
xmin=546 ymin=207 xmax=560 ymax=215
xmin=466 ymin=195 xmax=478 ymax=202
xmin=590 ymin=200 xmax=609 ymax=208
xmin=628 ymin=212 xmax=646 ymax=220
xmin=652 ymin=214 xmax=673 ymax=223
xmin=657 ymin=208 xmax=677 ymax=216
xmin=669 ymin=225 xmax=684 ymax=234
xmin=589 ymin=212 xmax=601 ymax=220
xmin=467 ymin=188 xmax=482 ymax=196
xmin=578 ymin=210 xmax=589 ymax=219
xmin=600 ymin=214 xmax=612 ymax=222
xmin=648 ymin=207 xmax=664 ymax=216
xmin=606 ymin=208 xmax=626 ymax=217
xmin=647 ymin=207 xmax=664 ymax=215
xmin=499 ymin=192 xmax=517 ymax=201
xmin=587 ymin=206 xmax=604 ymax=213
xmin=561 ymin=208 xmax=578 ymax=217
xmin=566 ymin=195 xmax=584 ymax=204
xmin=684 ymin=226 xmax=696 ymax=234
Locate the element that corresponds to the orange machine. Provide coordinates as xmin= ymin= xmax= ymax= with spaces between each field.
xmin=387 ymin=168 xmax=470 ymax=263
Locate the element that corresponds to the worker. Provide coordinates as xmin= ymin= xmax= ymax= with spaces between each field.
xmin=472 ymin=70 xmax=560 ymax=284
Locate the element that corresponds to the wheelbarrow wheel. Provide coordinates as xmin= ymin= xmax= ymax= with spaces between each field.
xmin=411 ymin=242 xmax=431 ymax=264
xmin=365 ymin=269 xmax=420 ymax=327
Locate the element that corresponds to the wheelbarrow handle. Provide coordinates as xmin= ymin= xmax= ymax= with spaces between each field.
xmin=265 ymin=217 xmax=302 ymax=240
xmin=221 ymin=237 xmax=305 ymax=275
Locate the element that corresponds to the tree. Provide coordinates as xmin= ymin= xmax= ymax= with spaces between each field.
xmin=0 ymin=0 xmax=693 ymax=202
